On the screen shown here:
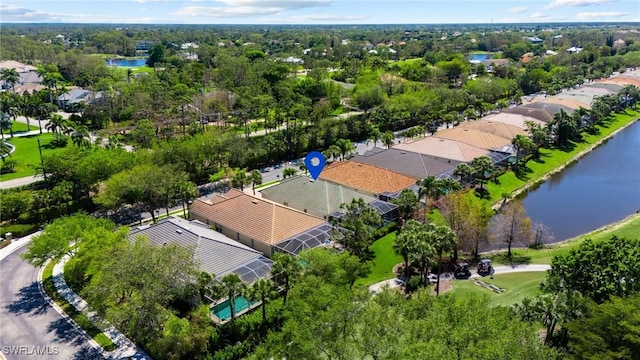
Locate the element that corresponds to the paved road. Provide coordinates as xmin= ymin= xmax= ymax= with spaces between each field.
xmin=0 ymin=245 xmax=104 ymax=360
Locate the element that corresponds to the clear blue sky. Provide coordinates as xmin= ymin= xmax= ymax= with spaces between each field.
xmin=2 ymin=0 xmax=639 ymax=24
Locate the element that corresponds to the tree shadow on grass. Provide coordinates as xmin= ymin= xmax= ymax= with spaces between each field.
xmin=473 ymin=188 xmax=491 ymax=200
xmin=515 ymin=166 xmax=534 ymax=181
xmin=4 ymin=281 xmax=50 ymax=316
xmin=490 ymin=252 xmax=532 ymax=266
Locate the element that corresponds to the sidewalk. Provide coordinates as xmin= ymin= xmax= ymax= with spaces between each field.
xmin=53 ymin=254 xmax=150 ymax=360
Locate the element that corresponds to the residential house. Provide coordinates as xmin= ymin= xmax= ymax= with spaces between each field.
xmin=351 ymin=148 xmax=457 ymax=180
xmin=318 ymin=161 xmax=417 ymax=196
xmin=129 ymin=216 xmax=272 ymax=284
xmin=57 ymin=88 xmax=103 ymax=110
xmin=260 ymin=175 xmax=398 ymax=222
xmin=189 ymin=189 xmax=330 ymax=257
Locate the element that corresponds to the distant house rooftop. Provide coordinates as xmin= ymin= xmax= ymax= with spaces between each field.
xmin=129 ymin=216 xmax=272 ymax=284
xmin=0 ymin=60 xmax=37 ymax=73
xmin=351 ymin=148 xmax=457 ymax=179
xmin=319 ymin=161 xmax=417 ymax=195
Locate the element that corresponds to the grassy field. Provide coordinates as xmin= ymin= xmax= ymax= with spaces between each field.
xmin=357 ymin=231 xmax=402 ymax=286
xmin=6 ymin=121 xmax=39 ymax=134
xmin=0 ymin=133 xmax=59 ymax=181
xmin=42 ymin=260 xmax=116 ymax=351
xmin=485 ymin=109 xmax=640 ymax=203
xmin=446 ymin=272 xmax=545 ymax=307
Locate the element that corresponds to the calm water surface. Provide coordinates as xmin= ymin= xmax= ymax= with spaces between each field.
xmin=521 ymin=120 xmax=640 ymax=241
xmin=106 ymin=58 xmax=147 ymax=67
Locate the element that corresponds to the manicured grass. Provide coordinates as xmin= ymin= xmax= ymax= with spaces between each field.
xmin=447 ymin=272 xmax=545 ymax=307
xmin=0 ymin=133 xmax=59 ymax=181
xmin=357 ymin=231 xmax=403 ymax=286
xmin=7 ymin=121 xmax=39 ymax=133
xmin=484 ymin=109 xmax=640 ymax=203
xmin=42 ymin=260 xmax=116 ymax=351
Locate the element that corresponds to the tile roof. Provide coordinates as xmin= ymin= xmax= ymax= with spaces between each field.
xmin=351 ymin=147 xmax=457 ymax=179
xmin=189 ymin=189 xmax=326 ymax=245
xmin=394 ymin=136 xmax=489 ymax=162
xmin=318 ymin=161 xmax=417 ymax=194
xmin=434 ymin=120 xmax=526 ymax=150
xmin=128 ymin=216 xmax=271 ymax=283
xmin=260 ymin=176 xmax=377 ymax=218
xmin=482 ymin=113 xmax=545 ymax=130
xmin=532 ymin=95 xmax=590 ymax=110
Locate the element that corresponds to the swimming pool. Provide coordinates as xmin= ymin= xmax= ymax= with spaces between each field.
xmin=211 ymin=296 xmax=257 ymax=322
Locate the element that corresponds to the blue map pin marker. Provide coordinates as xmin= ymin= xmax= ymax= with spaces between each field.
xmin=305 ymin=151 xmax=326 ymax=181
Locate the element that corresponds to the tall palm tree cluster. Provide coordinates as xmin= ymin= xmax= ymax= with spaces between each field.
xmin=393 ymin=219 xmax=456 ymax=294
xmin=46 ymin=113 xmax=92 ymax=148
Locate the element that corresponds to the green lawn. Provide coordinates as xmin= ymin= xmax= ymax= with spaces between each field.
xmin=447 ymin=272 xmax=545 ymax=307
xmin=485 ymin=109 xmax=640 ymax=203
xmin=0 ymin=133 xmax=59 ymax=181
xmin=357 ymin=231 xmax=402 ymax=286
xmin=6 ymin=121 xmax=39 ymax=134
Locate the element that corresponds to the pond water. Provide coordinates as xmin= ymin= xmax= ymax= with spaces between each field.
xmin=521 ymin=120 xmax=640 ymax=241
xmin=106 ymin=58 xmax=147 ymax=67
xmin=468 ymin=53 xmax=494 ymax=62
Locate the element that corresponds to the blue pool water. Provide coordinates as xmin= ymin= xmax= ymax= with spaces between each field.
xmin=211 ymin=296 xmax=256 ymax=321
xmin=468 ymin=53 xmax=494 ymax=62
xmin=106 ymin=58 xmax=147 ymax=67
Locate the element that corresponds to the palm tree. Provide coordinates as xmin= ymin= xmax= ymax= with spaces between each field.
xmin=391 ymin=189 xmax=420 ymax=224
xmin=249 ymin=169 xmax=262 ymax=195
xmin=247 ymin=278 xmax=277 ymax=323
xmin=411 ymin=228 xmax=436 ymax=286
xmin=367 ymin=128 xmax=382 ymax=147
xmin=33 ymin=102 xmax=52 ymax=134
xmin=68 ymin=123 xmax=91 ymax=148
xmin=271 ymin=252 xmax=302 ymax=306
xmin=471 ymin=156 xmax=493 ymax=191
xmin=282 ymin=167 xmax=297 ymax=179
xmin=196 ymin=271 xmax=217 ymax=304
xmin=430 ymin=223 xmax=457 ymax=295
xmin=382 ymin=130 xmax=394 ymax=149
xmin=19 ymin=94 xmax=37 ymax=131
xmin=218 ymin=273 xmax=246 ymax=323
xmin=335 ymin=138 xmax=354 ymax=160
xmin=173 ymin=180 xmax=198 ymax=219
xmin=0 ymin=68 xmax=19 ymax=92
xmin=0 ymin=112 xmax=11 ymax=139
xmin=511 ymin=134 xmax=534 ymax=172
xmin=46 ymin=113 xmax=68 ymax=136
xmin=453 ymin=163 xmax=473 ymax=186
xmin=394 ymin=219 xmax=421 ymax=279
xmin=324 ymin=144 xmax=341 ymax=162
xmin=231 ymin=168 xmax=250 ymax=191
xmin=416 ymin=175 xmax=437 ymax=217
xmin=0 ymin=92 xmax=19 ymax=138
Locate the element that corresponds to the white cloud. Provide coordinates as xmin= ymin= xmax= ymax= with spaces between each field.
xmin=0 ymin=4 xmax=60 ymax=22
xmin=575 ymin=11 xmax=629 ymax=20
xmin=545 ymin=0 xmax=613 ymax=10
xmin=506 ymin=6 xmax=528 ymax=13
xmin=174 ymin=0 xmax=330 ymax=18
xmin=133 ymin=0 xmax=169 ymax=3
xmin=531 ymin=12 xmax=549 ymax=19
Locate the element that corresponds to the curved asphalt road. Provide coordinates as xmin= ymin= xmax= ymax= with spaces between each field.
xmin=0 ymin=247 xmax=104 ymax=360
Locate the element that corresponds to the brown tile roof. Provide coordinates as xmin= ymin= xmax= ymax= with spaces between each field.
xmin=434 ymin=120 xmax=526 ymax=150
xmin=189 ymin=189 xmax=325 ymax=245
xmin=395 ymin=136 xmax=489 ymax=162
xmin=319 ymin=161 xmax=417 ymax=194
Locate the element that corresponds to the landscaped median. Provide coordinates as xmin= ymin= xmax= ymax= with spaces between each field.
xmin=40 ymin=255 xmax=151 ymax=359
xmin=40 ymin=259 xmax=116 ymax=351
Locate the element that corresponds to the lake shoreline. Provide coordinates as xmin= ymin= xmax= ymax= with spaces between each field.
xmin=499 ymin=111 xmax=640 ymax=209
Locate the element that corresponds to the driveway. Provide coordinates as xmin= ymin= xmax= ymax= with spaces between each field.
xmin=0 ymin=245 xmax=104 ymax=360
